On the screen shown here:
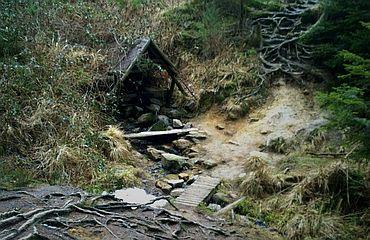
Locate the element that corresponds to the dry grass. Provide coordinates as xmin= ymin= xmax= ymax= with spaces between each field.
xmin=241 ymin=156 xmax=282 ymax=197
xmin=103 ymin=125 xmax=135 ymax=162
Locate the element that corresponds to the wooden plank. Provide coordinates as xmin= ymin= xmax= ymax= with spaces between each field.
xmin=124 ymin=128 xmax=198 ymax=139
xmin=113 ymin=37 xmax=151 ymax=81
xmin=175 ymin=176 xmax=221 ymax=208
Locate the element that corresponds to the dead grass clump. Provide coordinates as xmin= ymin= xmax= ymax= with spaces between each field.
xmin=284 ymin=211 xmax=344 ymax=240
xmin=288 ymin=162 xmax=369 ymax=212
xmin=103 ymin=126 xmax=135 ymax=162
xmin=241 ymin=156 xmax=284 ymax=197
xmin=244 ymin=156 xmax=269 ymax=172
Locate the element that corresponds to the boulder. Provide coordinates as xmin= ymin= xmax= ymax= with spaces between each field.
xmin=172 ymin=119 xmax=184 ymax=128
xmin=147 ymin=147 xmax=164 ymax=161
xmin=149 ymin=121 xmax=168 ymax=131
xmin=170 ymin=188 xmax=185 ymax=197
xmin=138 ymin=113 xmax=157 ymax=126
xmin=173 ymin=139 xmax=193 ymax=150
xmin=155 ymin=180 xmax=172 ymax=194
xmin=149 ymin=115 xmax=171 ymax=131
xmin=165 ymin=179 xmax=185 ymax=188
xmin=161 ymin=153 xmax=189 ymax=173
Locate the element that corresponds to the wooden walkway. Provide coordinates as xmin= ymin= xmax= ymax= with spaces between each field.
xmin=175 ymin=176 xmax=221 ymax=208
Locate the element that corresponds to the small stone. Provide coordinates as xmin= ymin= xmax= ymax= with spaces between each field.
xmin=147 ymin=147 xmax=164 ymax=161
xmin=183 ymin=122 xmax=193 ymax=129
xmin=249 ymin=117 xmax=259 ymax=122
xmin=165 ymin=179 xmax=185 ymax=188
xmin=178 ymin=173 xmax=189 ymax=181
xmin=187 ymin=152 xmax=199 ymax=158
xmin=203 ymin=160 xmax=217 ymax=169
xmin=260 ymin=130 xmax=269 ymax=135
xmin=173 ymin=139 xmax=193 ymax=150
xmin=227 ymin=140 xmax=239 ymax=146
xmin=215 ymin=124 xmax=225 ymax=130
xmin=172 ymin=119 xmax=184 ymax=128
xmin=238 ymin=173 xmax=247 ymax=178
xmin=224 ymin=130 xmax=235 ymax=136
xmin=155 ymin=180 xmax=172 ymax=193
xmin=208 ymin=203 xmax=222 ymax=212
xmin=138 ymin=113 xmax=157 ymax=126
xmin=170 ymin=188 xmax=185 ymax=197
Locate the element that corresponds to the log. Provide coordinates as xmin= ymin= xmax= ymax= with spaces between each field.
xmin=214 ymin=197 xmax=246 ymax=216
xmin=124 ymin=128 xmax=198 ymax=139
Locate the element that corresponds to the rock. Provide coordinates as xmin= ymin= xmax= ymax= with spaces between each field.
xmin=147 ymin=104 xmax=161 ymax=113
xmin=155 ymin=180 xmax=172 ymax=193
xmin=149 ymin=115 xmax=171 ymax=131
xmin=227 ymin=140 xmax=239 ymax=146
xmin=187 ymin=152 xmax=199 ymax=158
xmin=166 ymin=126 xmax=173 ymax=130
xmin=238 ymin=173 xmax=247 ymax=178
xmin=149 ymin=121 xmax=168 ymax=131
xmin=147 ymin=147 xmax=164 ymax=161
xmin=212 ymin=192 xmax=231 ymax=206
xmin=170 ymin=188 xmax=185 ymax=197
xmin=149 ymin=98 xmax=163 ymax=106
xmin=158 ymin=115 xmax=170 ymax=124
xmin=215 ymin=124 xmax=225 ymax=130
xmin=168 ymin=109 xmax=184 ymax=118
xmin=161 ymin=153 xmax=189 ymax=173
xmin=172 ymin=119 xmax=184 ymax=128
xmin=224 ymin=130 xmax=236 ymax=136
xmin=208 ymin=204 xmax=222 ymax=212
xmin=187 ymin=131 xmax=207 ymax=139
xmin=138 ymin=113 xmax=157 ymax=126
xmin=203 ymin=160 xmax=217 ymax=169
xmin=184 ymin=100 xmax=197 ymax=111
xmin=178 ymin=172 xmax=190 ymax=181
xmin=249 ymin=117 xmax=259 ymax=122
xmin=183 ymin=122 xmax=193 ymax=129
xmin=165 ymin=179 xmax=185 ymax=188
xmin=173 ymin=139 xmax=193 ymax=150
xmin=260 ymin=130 xmax=270 ymax=135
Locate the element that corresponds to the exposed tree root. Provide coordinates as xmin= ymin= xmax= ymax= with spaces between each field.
xmin=244 ymin=0 xmax=321 ymax=99
xmin=0 ymin=188 xmax=231 ymax=239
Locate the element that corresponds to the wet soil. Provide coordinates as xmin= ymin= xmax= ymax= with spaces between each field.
xmin=192 ymin=83 xmax=326 ymax=179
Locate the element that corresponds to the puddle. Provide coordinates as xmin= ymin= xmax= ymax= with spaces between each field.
xmin=113 ymin=187 xmax=167 ymax=208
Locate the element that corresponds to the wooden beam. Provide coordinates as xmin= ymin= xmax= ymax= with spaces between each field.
xmin=113 ymin=37 xmax=151 ymax=81
xmin=124 ymin=128 xmax=198 ymax=139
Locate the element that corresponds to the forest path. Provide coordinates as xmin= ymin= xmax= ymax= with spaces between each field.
xmin=192 ymin=83 xmax=325 ymax=179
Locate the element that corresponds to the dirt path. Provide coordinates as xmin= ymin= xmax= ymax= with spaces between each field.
xmin=192 ymin=83 xmax=325 ymax=179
